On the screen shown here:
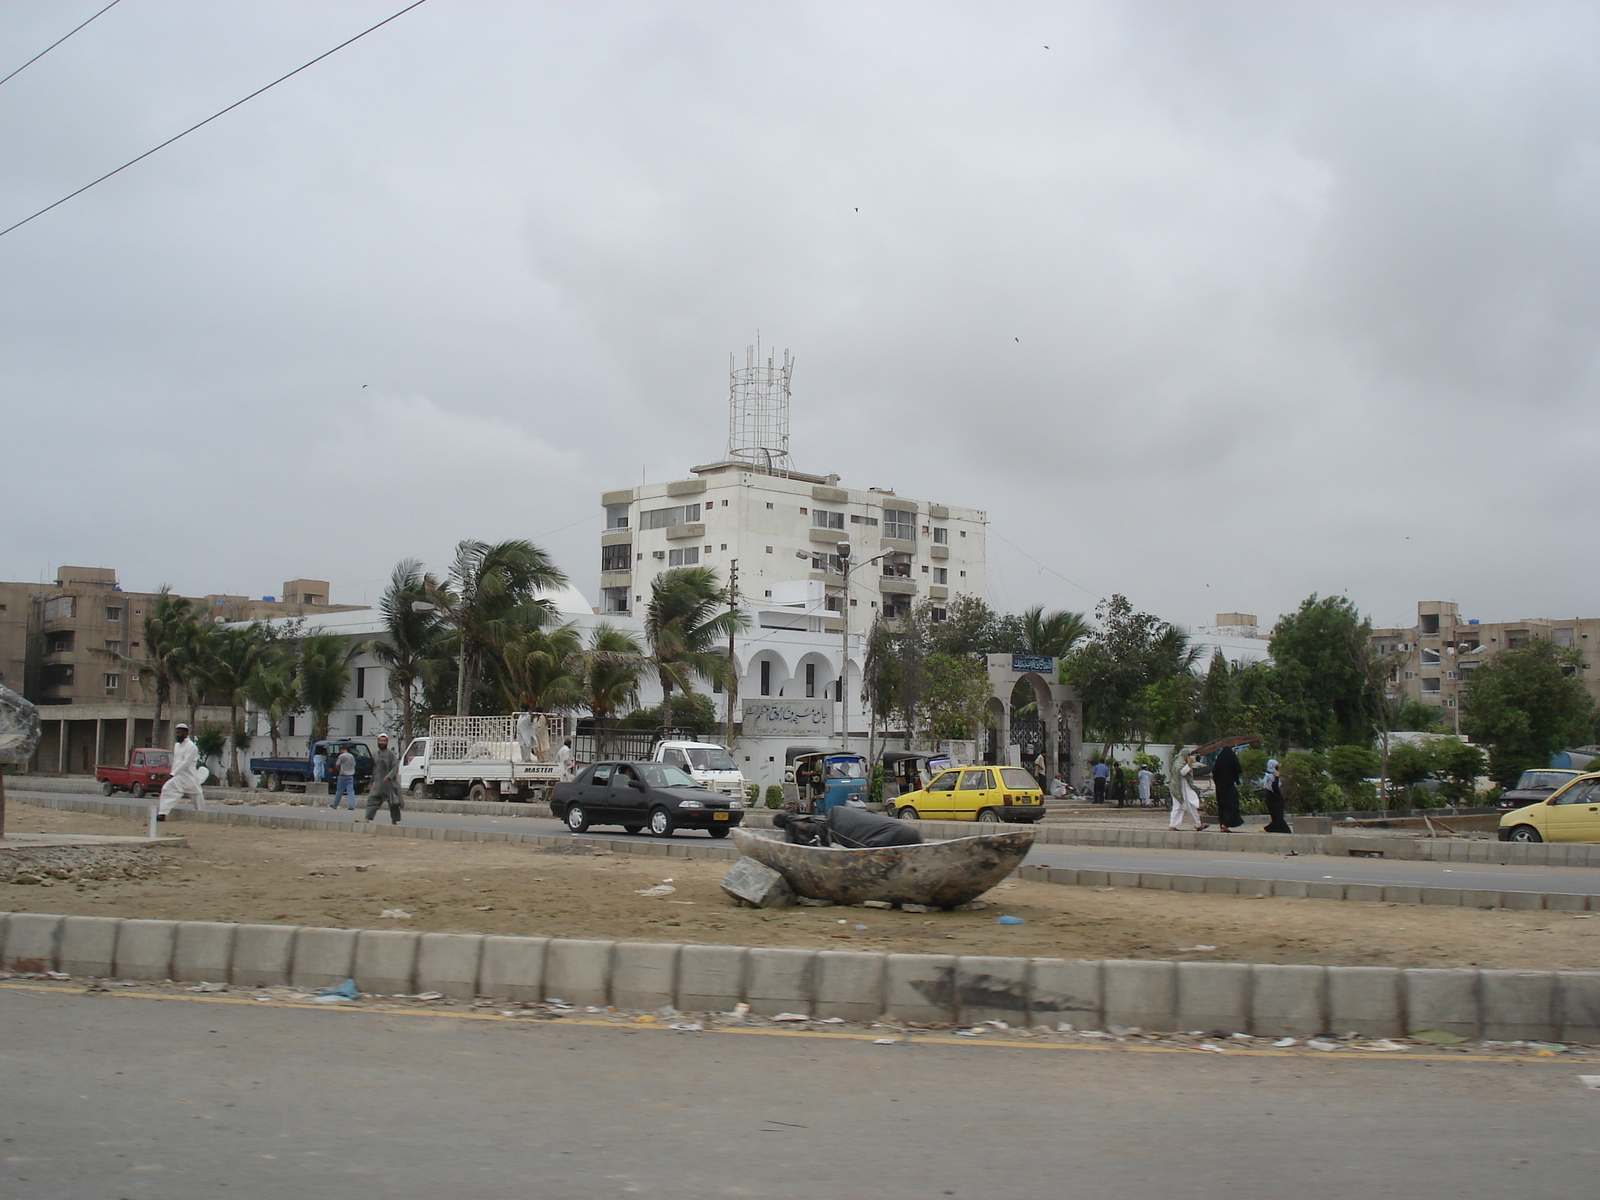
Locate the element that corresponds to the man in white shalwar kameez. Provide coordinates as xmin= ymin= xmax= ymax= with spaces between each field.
xmin=157 ymin=723 xmax=206 ymax=820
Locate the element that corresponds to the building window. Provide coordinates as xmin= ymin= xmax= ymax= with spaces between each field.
xmin=720 ymin=544 xmax=727 ymax=551
xmin=355 ymin=667 xmax=366 ymax=699
xmin=882 ymin=557 xmax=911 ymax=579
xmin=1421 ymin=649 xmax=1440 ymax=666
xmin=605 ymin=503 xmax=630 ymax=529
xmin=45 ymin=631 xmax=75 ymax=654
xmin=812 ymin=509 xmax=845 ymax=530
xmin=354 ymin=715 xmax=365 ymax=735
xmin=1554 ymin=628 xmax=1576 ymax=647
xmin=668 ymin=547 xmax=700 ymax=567
xmin=930 ymin=608 xmax=948 ymax=623
xmin=288 ymin=715 xmax=297 ymax=736
xmin=639 ymin=503 xmax=701 ymax=530
xmin=43 ymin=595 xmax=75 ymax=621
xmin=766 ymin=502 xmax=774 ymax=510
xmin=105 ymin=606 xmax=122 ymax=622
xmin=766 ymin=546 xmax=773 ymax=554
xmin=850 ymin=514 xmax=878 ymax=526
xmin=760 ymin=660 xmax=771 ymax=696
xmin=959 ymin=570 xmax=967 ymax=578
xmin=104 ymin=640 xmax=122 ymax=654
xmin=805 ymin=662 xmax=816 ymax=698
xmin=601 ymin=543 xmax=631 ymax=572
xmin=883 ymin=597 xmax=912 ymax=619
xmin=1420 ymin=677 xmax=1441 ymax=693
xmin=920 ymin=565 xmax=929 ymax=574
xmin=811 ymin=552 xmax=841 ymax=574
xmin=41 ymin=664 xmax=74 ymax=688
xmin=933 ymin=568 xmax=948 ymax=584
xmin=1507 ymin=632 xmax=1530 ymax=649
xmin=932 ymin=527 xmax=948 ymax=544
xmin=601 ymin=587 xmax=630 ymax=615
xmin=825 ymin=595 xmax=842 ymax=612
xmin=1419 ymin=614 xmax=1440 ymax=635
xmin=103 ymin=673 xmax=119 ymax=690
xmin=883 ymin=510 xmax=916 ymax=541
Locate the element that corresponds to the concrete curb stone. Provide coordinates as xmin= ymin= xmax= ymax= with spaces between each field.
xmin=291 ymin=926 xmax=359 ymax=991
xmin=813 ymin=950 xmax=885 ymax=1021
xmin=884 ymin=953 xmax=956 ymax=1024
xmin=677 ymin=944 xmax=747 ymax=1013
xmin=229 ymin=923 xmax=296 ymax=987
xmin=172 ymin=921 xmax=236 ymax=982
xmin=2 ymin=912 xmax=62 ymax=972
xmin=478 ymin=936 xmax=548 ymax=1001
xmin=613 ymin=941 xmax=681 ymax=1011
xmin=415 ymin=932 xmax=483 ymax=1000
xmin=1327 ymin=966 xmax=1403 ymax=1038
xmin=1403 ymin=967 xmax=1480 ymax=1038
xmin=745 ymin=946 xmax=816 ymax=1017
xmin=114 ymin=919 xmax=179 ymax=981
xmin=1027 ymin=958 xmax=1102 ymax=1028
xmin=354 ymin=929 xmax=420 ymax=996
xmin=953 ymin=955 xmax=1029 ymax=1025
xmin=57 ymin=915 xmax=119 ymax=977
xmin=543 ymin=938 xmax=613 ymax=1007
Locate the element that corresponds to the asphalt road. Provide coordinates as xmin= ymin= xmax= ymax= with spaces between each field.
xmin=3 ymin=983 xmax=1594 ymax=1200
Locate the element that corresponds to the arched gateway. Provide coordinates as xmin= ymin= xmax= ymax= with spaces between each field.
xmin=982 ymin=654 xmax=1084 ymax=789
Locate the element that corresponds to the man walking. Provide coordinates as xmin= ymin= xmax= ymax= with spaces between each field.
xmin=1136 ymin=763 xmax=1154 ymax=807
xmin=1091 ymin=759 xmax=1110 ymax=804
xmin=363 ymin=734 xmax=402 ymax=824
xmin=556 ymin=737 xmax=575 ymax=781
xmin=329 ymin=744 xmax=358 ymax=811
xmin=156 ymin=722 xmax=206 ymax=821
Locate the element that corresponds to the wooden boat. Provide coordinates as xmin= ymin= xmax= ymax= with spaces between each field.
xmin=730 ymin=826 xmax=1035 ymax=908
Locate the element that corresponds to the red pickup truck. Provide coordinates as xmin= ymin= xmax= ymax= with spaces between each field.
xmin=96 ymin=748 xmax=173 ymax=797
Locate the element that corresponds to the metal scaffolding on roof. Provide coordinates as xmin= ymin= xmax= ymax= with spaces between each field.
xmin=727 ymin=335 xmax=793 ymax=474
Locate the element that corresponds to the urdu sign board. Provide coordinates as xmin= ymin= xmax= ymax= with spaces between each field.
xmin=1011 ymin=654 xmax=1056 ymax=675
xmin=740 ymin=700 xmax=835 ymax=737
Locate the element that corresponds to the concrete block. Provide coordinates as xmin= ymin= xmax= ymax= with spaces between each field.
xmin=720 ymin=857 xmax=795 ymax=908
xmin=954 ymin=955 xmax=1029 ymax=1025
xmin=1168 ymin=875 xmax=1206 ymax=894
xmin=113 ymin=919 xmax=179 ymax=981
xmin=230 ymin=924 xmax=296 ymax=987
xmin=1202 ymin=877 xmax=1239 ymax=896
xmin=1076 ymin=870 xmax=1109 ymax=888
xmin=1107 ymin=871 xmax=1141 ymax=890
xmin=478 ymin=936 xmax=548 ymax=1001
xmin=1235 ymin=878 xmax=1271 ymax=897
xmin=1306 ymin=882 xmax=1345 ymax=901
xmin=353 ymin=930 xmax=419 ymax=995
xmin=1344 ymin=884 xmax=1383 ymax=904
xmin=1270 ymin=879 xmax=1308 ymax=899
xmin=1498 ymin=891 xmax=1544 ymax=912
xmin=290 ymin=926 xmax=358 ymax=991
xmin=1327 ymin=966 xmax=1403 ymax=1037
xmin=1543 ymin=892 xmax=1589 ymax=912
xmin=613 ymin=942 xmax=681 ymax=1011
xmin=745 ymin=947 xmax=815 ymax=1016
xmin=1480 ymin=970 xmax=1557 ymax=1041
xmin=2 ymin=913 xmax=62 ymax=972
xmin=674 ymin=943 xmax=747 ymax=1011
xmin=1460 ymin=890 xmax=1502 ymax=910
xmin=1103 ymin=959 xmax=1178 ymax=1032
xmin=1029 ymin=959 xmax=1101 ymax=1028
xmin=1381 ymin=886 xmax=1422 ymax=905
xmin=1250 ymin=964 xmax=1327 ymax=1037
xmin=1419 ymin=887 xmax=1464 ymax=906
xmin=1467 ymin=843 xmax=1492 ymax=863
xmin=543 ymin=938 xmax=613 ymax=1007
xmin=1557 ymin=971 xmax=1600 ymax=1044
xmin=1046 ymin=868 xmax=1079 ymax=886
xmin=1447 ymin=842 xmax=1470 ymax=862
xmin=415 ymin=933 xmax=483 ymax=1000
xmin=172 ymin=922 xmax=236 ymax=983
xmin=885 ymin=953 xmax=957 ymax=1024
xmin=814 ymin=951 xmax=886 ymax=1021
xmin=56 ymin=916 xmax=120 ymax=977
xmin=1176 ymin=962 xmax=1252 ymax=1035
xmin=1404 ymin=968 xmax=1480 ymax=1038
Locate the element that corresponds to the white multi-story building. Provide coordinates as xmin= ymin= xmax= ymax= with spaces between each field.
xmin=596 ymin=461 xmax=988 ymax=626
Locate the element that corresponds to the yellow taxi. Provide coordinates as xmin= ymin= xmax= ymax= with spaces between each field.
xmin=1499 ymin=772 xmax=1600 ymax=843
xmin=892 ymin=765 xmax=1045 ymax=824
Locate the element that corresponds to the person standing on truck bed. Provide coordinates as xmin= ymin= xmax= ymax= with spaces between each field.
xmin=156 ymin=722 xmax=205 ymax=821
xmin=329 ymin=746 xmax=357 ymax=811
xmin=362 ymin=734 xmax=402 ymax=824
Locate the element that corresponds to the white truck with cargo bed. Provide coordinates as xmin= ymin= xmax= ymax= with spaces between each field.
xmin=399 ymin=714 xmax=567 ymax=802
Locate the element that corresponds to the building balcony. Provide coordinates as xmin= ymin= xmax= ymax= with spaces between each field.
xmin=599 ymin=570 xmax=632 ymax=589
xmin=879 ymin=537 xmax=916 ymax=555
xmin=929 ymin=544 xmax=950 ymax=560
xmin=600 ymin=529 xmax=631 ymax=547
xmin=879 ymin=577 xmax=918 ymax=596
xmin=809 ymin=527 xmax=848 ymax=545
xmin=665 ymin=523 xmax=705 ymax=541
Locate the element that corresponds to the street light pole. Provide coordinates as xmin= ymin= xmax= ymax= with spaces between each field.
xmin=837 ymin=543 xmax=852 ymax=751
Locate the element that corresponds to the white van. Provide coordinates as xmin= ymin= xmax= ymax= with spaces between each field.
xmin=651 ymin=740 xmax=748 ymax=797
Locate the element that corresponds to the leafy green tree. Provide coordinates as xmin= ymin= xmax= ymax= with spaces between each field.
xmin=1393 ymin=698 xmax=1443 ymax=732
xmin=193 ymin=724 xmax=227 ymax=775
xmin=625 ymin=692 xmax=720 ymax=734
xmin=1010 ymin=605 xmax=1090 ymax=658
xmin=175 ymin=618 xmax=223 ymax=732
xmin=919 ymin=653 xmax=992 ymax=740
xmin=500 ymin=618 xmax=585 ymax=714
xmin=1385 ymin=741 xmax=1435 ymax=798
xmin=129 ymin=589 xmax=196 ymax=742
xmin=1268 ymin=595 xmax=1379 ymax=749
xmin=581 ymin=624 xmax=645 ymax=755
xmin=1462 ymin=641 xmax=1596 ymax=786
xmin=298 ymin=634 xmax=357 ymax=743
xmin=243 ymin=654 xmax=300 ymax=757
xmin=201 ymin=624 xmax=269 ymax=784
xmin=1063 ymin=595 xmax=1193 ymax=747
xmin=643 ymin=567 xmax=747 ymax=733
xmin=1433 ymin=739 xmax=1489 ymax=802
xmin=1279 ymin=751 xmax=1331 ymax=812
xmin=922 ymin=595 xmax=1003 ymax=657
xmin=1328 ymin=744 xmax=1380 ymax=805
xmin=366 ymin=559 xmax=444 ymax=747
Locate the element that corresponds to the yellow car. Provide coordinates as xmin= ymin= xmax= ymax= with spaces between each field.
xmin=893 ymin=766 xmax=1045 ymax=824
xmin=1499 ymin=772 xmax=1600 ymax=843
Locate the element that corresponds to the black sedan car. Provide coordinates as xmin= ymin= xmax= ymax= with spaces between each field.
xmin=550 ymin=760 xmax=747 ymax=838
xmin=1496 ymin=768 xmax=1584 ymax=811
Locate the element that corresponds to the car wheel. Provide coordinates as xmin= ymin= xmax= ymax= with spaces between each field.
xmin=565 ymin=803 xmax=590 ymax=833
xmin=898 ymin=806 xmax=920 ymax=820
xmin=131 ymin=783 xmax=145 ymax=799
xmin=977 ymin=807 xmax=1000 ymax=823
xmin=648 ymin=807 xmax=675 ymax=837
xmin=264 ymin=771 xmax=281 ymax=793
xmin=707 ymin=826 xmax=730 ymax=838
xmin=1508 ymin=825 xmax=1543 ymax=843
xmin=100 ymin=781 xmax=114 ymax=796
xmin=622 ymin=824 xmax=643 ymax=835
xmin=409 ymin=779 xmax=428 ymax=800
xmin=467 ymin=783 xmax=490 ymax=804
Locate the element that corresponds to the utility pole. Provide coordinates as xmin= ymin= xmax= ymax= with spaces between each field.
xmin=724 ymin=559 xmax=739 ymax=750
xmin=837 ymin=544 xmax=852 ymax=752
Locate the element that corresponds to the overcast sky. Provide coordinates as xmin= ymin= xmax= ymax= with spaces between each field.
xmin=3 ymin=1 xmax=1596 ymax=635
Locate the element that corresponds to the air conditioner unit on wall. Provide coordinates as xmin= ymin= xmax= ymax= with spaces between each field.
xmin=652 ymin=551 xmax=666 ymax=560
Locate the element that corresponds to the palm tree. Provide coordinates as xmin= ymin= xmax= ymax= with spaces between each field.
xmin=581 ymin=624 xmax=645 ymax=755
xmin=500 ymin=617 xmax=585 ymax=714
xmin=243 ymin=654 xmax=300 ymax=757
xmin=202 ymin=624 xmax=269 ymax=783
xmin=1018 ymin=605 xmax=1091 ymax=658
xmin=365 ymin=559 xmax=444 ymax=747
xmin=429 ymin=539 xmax=568 ymax=716
xmin=298 ymin=633 xmax=357 ymax=743
xmin=643 ymin=567 xmax=748 ymax=733
xmin=136 ymin=589 xmax=196 ymax=745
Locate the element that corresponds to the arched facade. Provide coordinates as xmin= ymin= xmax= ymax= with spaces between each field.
xmin=983 ymin=654 xmax=1084 ymax=787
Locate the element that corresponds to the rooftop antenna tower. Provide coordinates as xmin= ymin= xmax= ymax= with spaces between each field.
xmin=727 ymin=334 xmax=793 ymax=474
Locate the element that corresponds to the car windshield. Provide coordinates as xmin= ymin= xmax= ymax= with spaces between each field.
xmin=636 ymin=763 xmax=700 ymax=788
xmin=999 ymin=768 xmax=1038 ymax=790
xmin=686 ymin=747 xmax=737 ymax=772
xmin=1520 ymin=771 xmax=1577 ymax=789
xmin=147 ymin=752 xmax=171 ymax=767
xmin=826 ymin=758 xmax=866 ymax=779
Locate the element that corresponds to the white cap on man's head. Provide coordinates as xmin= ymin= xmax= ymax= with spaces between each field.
xmin=175 ymin=722 xmax=189 ymax=730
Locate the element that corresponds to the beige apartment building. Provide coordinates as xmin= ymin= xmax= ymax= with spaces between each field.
xmin=0 ymin=566 xmax=363 ymax=774
xmin=1372 ymin=600 xmax=1600 ymax=725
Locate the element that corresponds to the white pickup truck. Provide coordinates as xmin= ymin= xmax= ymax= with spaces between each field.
xmin=650 ymin=739 xmax=749 ymax=798
xmin=399 ymin=714 xmax=566 ymax=803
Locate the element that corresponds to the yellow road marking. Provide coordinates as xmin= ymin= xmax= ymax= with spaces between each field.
xmin=0 ymin=981 xmax=1575 ymax=1066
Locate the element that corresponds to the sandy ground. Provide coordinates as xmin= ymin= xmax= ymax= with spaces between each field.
xmin=5 ymin=802 xmax=1599 ymax=970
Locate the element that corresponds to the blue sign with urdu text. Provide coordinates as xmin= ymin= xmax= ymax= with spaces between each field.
xmin=1011 ymin=654 xmax=1055 ymax=674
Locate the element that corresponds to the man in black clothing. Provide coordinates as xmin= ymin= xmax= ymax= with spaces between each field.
xmin=773 ymin=807 xmax=924 ymax=848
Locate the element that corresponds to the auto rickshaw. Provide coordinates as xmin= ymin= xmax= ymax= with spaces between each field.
xmin=784 ymin=747 xmax=869 ymax=814
xmin=880 ymin=751 xmax=953 ymax=808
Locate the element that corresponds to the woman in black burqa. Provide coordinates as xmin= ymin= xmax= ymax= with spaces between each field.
xmin=1212 ymin=745 xmax=1244 ymax=832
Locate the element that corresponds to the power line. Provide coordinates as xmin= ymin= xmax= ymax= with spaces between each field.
xmin=0 ymin=0 xmax=122 ymax=90
xmin=0 ymin=0 xmax=431 ymax=241
xmin=989 ymin=528 xmax=1102 ymax=602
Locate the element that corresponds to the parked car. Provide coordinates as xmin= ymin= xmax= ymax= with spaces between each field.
xmin=1496 ymin=768 xmax=1584 ymax=811
xmin=1499 ymin=773 xmax=1600 ymax=843
xmin=891 ymin=765 xmax=1045 ymax=824
xmin=549 ymin=760 xmax=746 ymax=838
xmin=250 ymin=739 xmax=374 ymax=793
xmin=95 ymin=748 xmax=171 ymax=797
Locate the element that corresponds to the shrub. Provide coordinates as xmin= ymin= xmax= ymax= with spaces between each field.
xmin=764 ymin=784 xmax=785 ymax=809
xmin=1238 ymin=747 xmax=1268 ymax=785
xmin=747 ymin=783 xmax=759 ymax=804
xmin=1280 ymin=752 xmax=1330 ymax=812
xmin=1327 ymin=745 xmax=1380 ymax=788
xmin=1434 ymin=740 xmax=1488 ymax=803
